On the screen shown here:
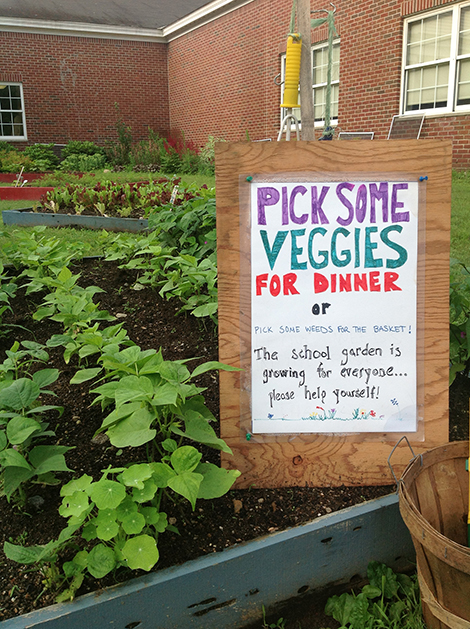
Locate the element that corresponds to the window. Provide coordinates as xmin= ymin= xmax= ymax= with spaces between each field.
xmin=280 ymin=41 xmax=340 ymax=127
xmin=402 ymin=3 xmax=470 ymax=114
xmin=0 ymin=83 xmax=26 ymax=140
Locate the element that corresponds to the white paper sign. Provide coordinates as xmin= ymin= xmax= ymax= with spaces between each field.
xmin=250 ymin=180 xmax=419 ymax=434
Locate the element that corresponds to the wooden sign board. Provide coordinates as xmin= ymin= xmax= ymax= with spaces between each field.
xmin=215 ymin=140 xmax=452 ymax=488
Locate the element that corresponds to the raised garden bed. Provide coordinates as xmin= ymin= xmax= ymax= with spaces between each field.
xmin=0 ymin=174 xmax=52 ymax=184
xmin=0 ymin=494 xmax=414 ymax=629
xmin=2 ymin=208 xmax=148 ymax=232
xmin=0 ymin=188 xmax=54 ymax=201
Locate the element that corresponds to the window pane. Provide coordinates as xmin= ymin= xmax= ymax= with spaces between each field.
xmin=1 ymin=112 xmax=12 ymax=124
xmin=13 ymin=123 xmax=24 ymax=136
xmin=0 ymin=83 xmax=25 ymax=138
xmin=0 ymin=98 xmax=10 ymax=110
xmin=405 ymin=63 xmax=449 ymax=110
xmin=407 ymin=12 xmax=451 ymax=64
xmin=457 ymin=58 xmax=470 ymax=104
xmin=460 ymin=6 xmax=470 ymax=54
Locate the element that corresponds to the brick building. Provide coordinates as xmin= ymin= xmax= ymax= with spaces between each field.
xmin=1 ymin=0 xmax=469 ymax=166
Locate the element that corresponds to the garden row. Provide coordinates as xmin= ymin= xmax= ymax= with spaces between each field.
xmin=0 ymin=187 xmax=229 ymax=605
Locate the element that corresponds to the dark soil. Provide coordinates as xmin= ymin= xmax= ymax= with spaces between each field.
xmin=0 ymin=258 xmax=468 ymax=627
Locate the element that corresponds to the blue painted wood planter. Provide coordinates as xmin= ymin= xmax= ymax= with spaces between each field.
xmin=2 ymin=209 xmax=148 ymax=233
xmin=1 ymin=493 xmax=414 ymax=629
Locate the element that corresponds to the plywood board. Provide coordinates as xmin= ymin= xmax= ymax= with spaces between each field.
xmin=216 ymin=140 xmax=451 ymax=488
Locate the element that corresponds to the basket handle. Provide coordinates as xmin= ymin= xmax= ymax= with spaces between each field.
xmin=388 ymin=436 xmax=419 ymax=487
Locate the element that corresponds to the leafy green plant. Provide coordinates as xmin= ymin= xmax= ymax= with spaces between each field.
xmin=33 ymin=267 xmax=115 ymax=333
xmin=450 ymin=258 xmax=470 ymax=383
xmin=23 ymin=144 xmax=59 ymax=172
xmin=61 ymin=141 xmax=106 ymax=159
xmin=0 ymin=369 xmax=70 ymax=503
xmin=324 ymin=562 xmax=425 ymax=629
xmin=0 ymin=148 xmax=36 ymax=173
xmin=0 ymin=262 xmax=17 ymax=330
xmin=0 ymin=341 xmax=49 ymax=385
xmin=59 ymin=153 xmax=107 ymax=172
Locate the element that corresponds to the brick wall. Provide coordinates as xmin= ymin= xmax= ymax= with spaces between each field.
xmin=0 ymin=31 xmax=170 ymax=147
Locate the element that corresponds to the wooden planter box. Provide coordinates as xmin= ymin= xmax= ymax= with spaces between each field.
xmin=0 ymin=173 xmax=53 ymax=184
xmin=0 ymin=188 xmax=54 ymax=201
xmin=0 ymin=494 xmax=414 ymax=629
xmin=2 ymin=209 xmax=148 ymax=233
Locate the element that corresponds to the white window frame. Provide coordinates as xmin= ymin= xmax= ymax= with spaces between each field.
xmin=401 ymin=2 xmax=470 ymax=116
xmin=0 ymin=82 xmax=27 ymax=141
xmin=280 ymin=39 xmax=340 ymax=128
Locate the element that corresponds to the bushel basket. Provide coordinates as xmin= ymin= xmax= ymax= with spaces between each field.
xmin=398 ymin=440 xmax=470 ymax=629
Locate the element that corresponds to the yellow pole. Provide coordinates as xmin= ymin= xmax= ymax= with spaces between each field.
xmin=280 ymin=34 xmax=302 ymax=109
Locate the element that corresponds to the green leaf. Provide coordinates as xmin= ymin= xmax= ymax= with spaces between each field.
xmin=168 ymin=471 xmax=203 ymax=510
xmin=0 ymin=448 xmax=31 ymax=469
xmin=122 ymin=534 xmax=159 ymax=571
xmin=3 ymin=540 xmax=56 ymax=565
xmin=191 ymin=302 xmax=218 ymax=318
xmin=0 ymin=378 xmax=40 ymax=410
xmin=61 ymin=474 xmax=93 ymax=497
xmin=59 ymin=491 xmax=90 ymax=518
xmin=87 ymin=544 xmax=116 ymax=578
xmin=170 ymin=446 xmax=202 ymax=474
xmin=115 ymin=496 xmax=138 ymax=520
xmin=121 ymin=511 xmax=146 ymax=535
xmin=32 ymin=369 xmax=59 ymax=389
xmin=348 ymin=592 xmax=370 ymax=629
xmin=96 ymin=512 xmax=120 ymax=541
xmin=361 ymin=584 xmax=382 ymax=599
xmin=114 ymin=375 xmax=154 ymax=408
xmin=87 ymin=479 xmax=126 ymax=510
xmin=158 ymin=361 xmax=190 ymax=385
xmin=140 ymin=506 xmax=160 ymax=525
xmin=121 ymin=463 xmax=153 ymax=489
xmin=3 ymin=466 xmax=33 ymax=498
xmin=151 ymin=382 xmax=179 ymax=406
xmin=325 ymin=592 xmax=355 ymax=625
xmin=172 ymin=414 xmax=232 ymax=454
xmin=29 ymin=445 xmax=72 ymax=475
xmin=106 ymin=407 xmax=157 ymax=448
xmin=70 ymin=368 xmax=102 ymax=384
xmin=367 ymin=561 xmax=399 ymax=599
xmin=132 ymin=478 xmax=157 ymax=503
xmin=150 ymin=462 xmax=175 ymax=488
xmin=191 ymin=360 xmax=241 ymax=378
xmin=196 ymin=462 xmax=240 ymax=499
xmin=6 ymin=416 xmax=42 ymax=445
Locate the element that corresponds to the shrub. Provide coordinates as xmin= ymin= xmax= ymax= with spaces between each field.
xmin=59 ymin=153 xmax=107 ymax=172
xmin=23 ymin=144 xmax=59 ymax=172
xmin=0 ymin=148 xmax=36 ymax=173
xmin=61 ymin=141 xmax=106 ymax=159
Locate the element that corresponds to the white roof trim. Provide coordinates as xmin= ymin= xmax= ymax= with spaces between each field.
xmin=0 ymin=17 xmax=165 ymax=41
xmin=163 ymin=0 xmax=254 ymax=40
xmin=0 ymin=0 xmax=255 ymax=42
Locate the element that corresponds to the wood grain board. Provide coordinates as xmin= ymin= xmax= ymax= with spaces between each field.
xmin=215 ymin=140 xmax=452 ymax=488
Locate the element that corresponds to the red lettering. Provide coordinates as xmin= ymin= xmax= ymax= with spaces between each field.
xmin=339 ymin=274 xmax=352 ymax=292
xmin=354 ymin=273 xmax=368 ymax=291
xmin=369 ymin=271 xmax=381 ymax=291
xmin=283 ymin=272 xmax=300 ymax=295
xmin=314 ymin=273 xmax=329 ymax=293
xmin=256 ymin=273 xmax=268 ymax=295
xmin=270 ymin=275 xmax=281 ymax=296
xmin=384 ymin=272 xmax=401 ymax=291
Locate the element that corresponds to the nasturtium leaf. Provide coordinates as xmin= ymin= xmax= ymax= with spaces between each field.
xmin=168 ymin=471 xmax=203 ymax=510
xmin=87 ymin=479 xmax=126 ymax=510
xmin=122 ymin=534 xmax=159 ymax=571
xmin=96 ymin=517 xmax=120 ymax=541
xmin=196 ymin=462 xmax=241 ymax=499
xmin=170 ymin=446 xmax=202 ymax=474
xmin=6 ymin=415 xmax=42 ymax=445
xmin=132 ymin=478 xmax=157 ymax=503
xmin=87 ymin=544 xmax=116 ymax=578
xmin=82 ymin=521 xmax=98 ymax=541
xmin=0 ymin=378 xmax=40 ymax=410
xmin=121 ymin=463 xmax=153 ymax=489
xmin=59 ymin=491 xmax=90 ymax=518
xmin=121 ymin=511 xmax=146 ymax=535
xmin=153 ymin=512 xmax=168 ymax=533
xmin=116 ymin=496 xmax=138 ymax=520
xmin=140 ymin=506 xmax=160 ymax=525
xmin=149 ymin=462 xmax=175 ymax=488
xmin=32 ymin=369 xmax=59 ymax=389
xmin=61 ymin=474 xmax=93 ymax=497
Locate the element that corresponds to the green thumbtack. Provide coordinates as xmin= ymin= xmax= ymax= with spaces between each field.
xmin=246 ymin=176 xmax=253 ymax=182
xmin=246 ymin=432 xmax=252 ymax=441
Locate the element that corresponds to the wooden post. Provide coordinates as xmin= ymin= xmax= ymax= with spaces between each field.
xmin=298 ymin=0 xmax=315 ymax=141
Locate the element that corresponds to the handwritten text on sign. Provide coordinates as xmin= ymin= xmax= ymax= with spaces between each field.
xmin=250 ymin=180 xmax=419 ymax=434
